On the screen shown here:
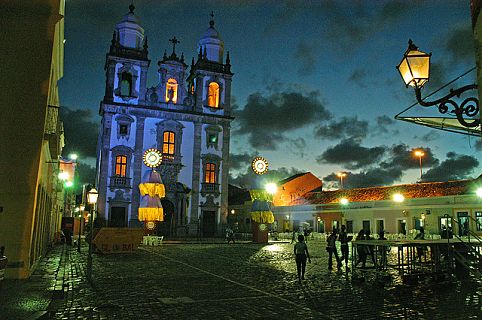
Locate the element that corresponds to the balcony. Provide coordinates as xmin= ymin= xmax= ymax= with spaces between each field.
xmin=110 ymin=176 xmax=131 ymax=189
xmin=201 ymin=183 xmax=220 ymax=196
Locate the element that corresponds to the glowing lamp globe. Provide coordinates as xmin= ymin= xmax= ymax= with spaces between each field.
xmin=265 ymin=183 xmax=278 ymax=195
xmin=340 ymin=198 xmax=349 ymax=205
xmin=58 ymin=171 xmax=69 ymax=181
xmin=65 ymin=181 xmax=74 ymax=188
xmin=87 ymin=188 xmax=99 ymax=205
xmin=393 ymin=193 xmax=405 ymax=203
xmin=476 ymin=187 xmax=482 ymax=198
xmin=396 ymin=40 xmax=431 ymax=88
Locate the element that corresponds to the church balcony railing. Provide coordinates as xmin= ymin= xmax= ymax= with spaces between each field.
xmin=44 ymin=105 xmax=60 ymax=135
xmin=109 ymin=176 xmax=131 ymax=189
xmin=201 ymin=183 xmax=220 ymax=196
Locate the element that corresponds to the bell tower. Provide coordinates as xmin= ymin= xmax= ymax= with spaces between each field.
xmin=104 ymin=4 xmax=150 ymax=105
xmin=187 ymin=14 xmax=233 ymax=116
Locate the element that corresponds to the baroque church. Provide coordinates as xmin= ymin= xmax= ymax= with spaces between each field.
xmin=95 ymin=4 xmax=233 ymax=236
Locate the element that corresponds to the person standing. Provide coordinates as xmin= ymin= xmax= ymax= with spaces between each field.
xmin=355 ymin=229 xmax=367 ymax=268
xmin=326 ymin=229 xmax=341 ymax=270
xmin=226 ymin=226 xmax=235 ymax=244
xmin=294 ymin=234 xmax=311 ymax=282
xmin=339 ymin=225 xmax=350 ymax=271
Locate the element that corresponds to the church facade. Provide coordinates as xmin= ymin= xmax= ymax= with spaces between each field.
xmin=95 ymin=5 xmax=233 ymax=236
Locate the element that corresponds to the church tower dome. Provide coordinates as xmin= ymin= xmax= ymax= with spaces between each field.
xmin=115 ymin=4 xmax=145 ymax=49
xmin=197 ymin=13 xmax=224 ymax=63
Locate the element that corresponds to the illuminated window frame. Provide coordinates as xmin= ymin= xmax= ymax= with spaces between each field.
xmin=205 ymin=163 xmax=216 ymax=184
xmin=115 ymin=155 xmax=127 ymax=177
xmin=163 ymin=131 xmax=175 ymax=156
xmin=120 ymin=72 xmax=132 ymax=96
xmin=207 ymin=82 xmax=220 ymax=108
xmin=165 ymin=78 xmax=178 ymax=103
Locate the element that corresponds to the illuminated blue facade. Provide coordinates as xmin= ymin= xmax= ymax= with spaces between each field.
xmin=96 ymin=5 xmax=233 ymax=236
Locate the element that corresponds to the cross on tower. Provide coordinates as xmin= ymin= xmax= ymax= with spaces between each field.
xmin=210 ymin=11 xmax=214 ymax=19
xmin=169 ymin=36 xmax=180 ymax=54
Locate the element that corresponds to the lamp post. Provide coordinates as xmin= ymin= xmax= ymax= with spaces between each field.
xmin=86 ymin=187 xmax=98 ymax=283
xmin=76 ymin=205 xmax=84 ymax=253
xmin=396 ymin=39 xmax=480 ymax=129
xmin=337 ymin=172 xmax=347 ymax=189
xmin=414 ymin=150 xmax=425 ymax=181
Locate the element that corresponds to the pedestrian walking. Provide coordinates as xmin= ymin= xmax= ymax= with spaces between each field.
xmin=326 ymin=229 xmax=341 ymax=270
xmin=414 ymin=226 xmax=425 ymax=262
xmin=226 ymin=227 xmax=235 ymax=244
xmin=294 ymin=234 xmax=311 ymax=282
xmin=339 ymin=225 xmax=351 ymax=271
xmin=378 ymin=230 xmax=388 ymax=269
xmin=355 ymin=229 xmax=367 ymax=268
xmin=365 ymin=230 xmax=377 ymax=267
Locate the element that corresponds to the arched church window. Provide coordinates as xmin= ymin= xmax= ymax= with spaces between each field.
xmin=207 ymin=82 xmax=220 ymax=108
xmin=165 ymin=78 xmax=178 ymax=103
xmin=120 ymin=73 xmax=132 ymax=96
xmin=205 ymin=163 xmax=216 ymax=184
xmin=115 ymin=155 xmax=127 ymax=177
xmin=162 ymin=131 xmax=175 ymax=157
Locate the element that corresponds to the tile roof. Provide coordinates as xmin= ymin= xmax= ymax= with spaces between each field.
xmin=291 ymin=179 xmax=476 ymax=205
xmin=278 ymin=172 xmax=308 ymax=185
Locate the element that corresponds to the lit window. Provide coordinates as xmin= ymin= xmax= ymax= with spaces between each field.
xmin=115 ymin=155 xmax=127 ymax=177
xmin=207 ymin=82 xmax=220 ymax=108
xmin=205 ymin=163 xmax=216 ymax=183
xmin=162 ymin=131 xmax=175 ymax=156
xmin=120 ymin=73 xmax=132 ymax=96
xmin=165 ymin=78 xmax=178 ymax=103
xmin=476 ymin=212 xmax=482 ymax=231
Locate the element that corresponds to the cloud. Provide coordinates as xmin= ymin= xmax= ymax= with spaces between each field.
xmin=314 ymin=116 xmax=368 ymax=140
xmin=229 ymin=152 xmax=255 ymax=171
xmin=380 ymin=144 xmax=439 ymax=171
xmin=236 ymin=90 xmax=332 ymax=150
xmin=348 ymin=69 xmax=368 ymax=87
xmin=423 ymin=152 xmax=479 ymax=182
xmin=372 ymin=115 xmax=399 ymax=135
xmin=74 ymin=162 xmax=97 ymax=192
xmin=475 ymin=139 xmax=482 ymax=151
xmin=316 ymin=139 xmax=386 ymax=170
xmin=294 ymin=41 xmax=317 ymax=75
xmin=444 ymin=24 xmax=475 ymax=64
xmin=229 ymin=166 xmax=304 ymax=189
xmin=60 ymin=107 xmax=99 ymax=158
xmin=323 ymin=168 xmax=404 ymax=188
xmin=413 ymin=131 xmax=441 ymax=142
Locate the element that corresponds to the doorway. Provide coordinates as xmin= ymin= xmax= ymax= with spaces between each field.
xmin=159 ymin=199 xmax=175 ymax=236
xmin=362 ymin=220 xmax=371 ymax=233
xmin=376 ymin=219 xmax=384 ymax=235
xmin=202 ymin=210 xmax=216 ymax=237
xmin=397 ymin=219 xmax=407 ymax=235
xmin=110 ymin=207 xmax=126 ymax=227
xmin=457 ymin=212 xmax=469 ymax=236
xmin=317 ymin=220 xmax=325 ymax=233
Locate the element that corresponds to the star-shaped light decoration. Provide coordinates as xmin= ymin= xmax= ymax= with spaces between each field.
xmin=252 ymin=157 xmax=268 ymax=175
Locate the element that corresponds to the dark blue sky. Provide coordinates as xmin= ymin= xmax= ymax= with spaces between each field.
xmin=60 ymin=0 xmax=481 ymax=189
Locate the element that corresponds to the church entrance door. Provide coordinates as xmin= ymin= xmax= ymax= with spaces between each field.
xmin=159 ymin=199 xmax=175 ymax=236
xmin=110 ymin=207 xmax=127 ymax=227
xmin=202 ymin=211 xmax=215 ymax=237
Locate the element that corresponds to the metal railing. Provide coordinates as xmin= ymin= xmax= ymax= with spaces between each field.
xmin=109 ymin=176 xmax=131 ymax=188
xmin=444 ymin=214 xmax=482 ymax=278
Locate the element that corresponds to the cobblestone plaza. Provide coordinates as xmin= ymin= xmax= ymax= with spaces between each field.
xmin=1 ymin=239 xmax=481 ymax=319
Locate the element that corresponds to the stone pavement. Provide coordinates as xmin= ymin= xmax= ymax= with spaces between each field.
xmin=1 ymin=239 xmax=481 ymax=319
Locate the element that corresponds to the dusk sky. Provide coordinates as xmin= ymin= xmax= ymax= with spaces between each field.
xmin=60 ymin=0 xmax=481 ymax=189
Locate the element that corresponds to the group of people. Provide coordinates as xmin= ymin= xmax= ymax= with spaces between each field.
xmin=292 ymin=225 xmax=353 ymax=282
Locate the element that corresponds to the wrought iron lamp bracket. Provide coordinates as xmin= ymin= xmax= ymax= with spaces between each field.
xmin=414 ymin=84 xmax=480 ymax=128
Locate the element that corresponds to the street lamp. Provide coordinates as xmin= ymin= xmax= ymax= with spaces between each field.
xmin=339 ymin=198 xmax=349 ymax=205
xmin=476 ymin=187 xmax=482 ymax=198
xmin=393 ymin=193 xmax=405 ymax=203
xmin=397 ymin=39 xmax=480 ymax=129
xmin=414 ymin=150 xmax=425 ymax=181
xmin=75 ymin=205 xmax=84 ymax=253
xmin=265 ymin=183 xmax=278 ymax=195
xmin=337 ymin=172 xmax=347 ymax=189
xmin=86 ymin=187 xmax=98 ymax=283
